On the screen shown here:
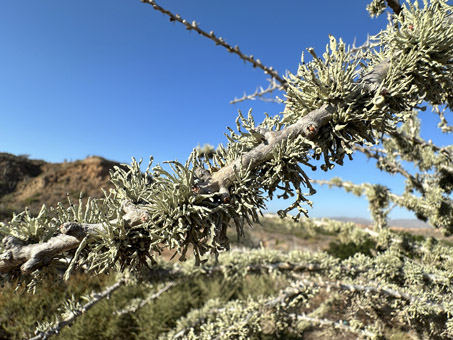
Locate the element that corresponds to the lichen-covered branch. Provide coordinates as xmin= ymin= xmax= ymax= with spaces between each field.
xmin=0 ymin=200 xmax=146 ymax=274
xmin=315 ymin=176 xmax=453 ymax=233
xmin=0 ymin=51 xmax=389 ymax=275
xmin=197 ymin=104 xmax=336 ymax=198
xmin=290 ymin=276 xmax=448 ymax=313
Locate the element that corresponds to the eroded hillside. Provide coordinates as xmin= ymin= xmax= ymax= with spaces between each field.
xmin=0 ymin=153 xmax=120 ymax=221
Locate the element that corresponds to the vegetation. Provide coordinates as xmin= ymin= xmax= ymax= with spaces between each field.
xmin=1 ymin=0 xmax=453 ymax=339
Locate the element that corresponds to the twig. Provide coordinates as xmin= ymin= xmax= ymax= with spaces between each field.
xmin=352 ymin=144 xmax=426 ymax=194
xmin=29 ymin=279 xmax=126 ymax=340
xmin=115 ymin=281 xmax=176 ymax=315
xmin=290 ymin=276 xmax=447 ymax=313
xmin=230 ymin=79 xmax=283 ymax=104
xmin=141 ymin=0 xmax=287 ymax=88
xmin=349 ymin=34 xmax=372 ymax=55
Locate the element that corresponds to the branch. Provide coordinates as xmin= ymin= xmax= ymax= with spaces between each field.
xmin=115 ymin=282 xmax=176 ymax=315
xmin=141 ymin=0 xmax=287 ymax=88
xmin=290 ymin=276 xmax=448 ymax=313
xmin=199 ymin=54 xmax=389 ymax=199
xmin=198 ymin=104 xmax=336 ymax=200
xmin=0 ymin=52 xmax=391 ymax=273
xmin=0 ymin=234 xmax=79 ymax=274
xmin=30 ymin=278 xmax=125 ymax=340
xmin=353 ymin=144 xmax=426 ymax=193
xmin=0 ymin=200 xmax=148 ymax=273
xmin=230 ymin=79 xmax=283 ymax=104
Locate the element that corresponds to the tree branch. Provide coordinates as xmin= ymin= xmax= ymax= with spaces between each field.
xmin=0 ymin=234 xmax=79 ymax=274
xmin=0 ymin=200 xmax=148 ymax=273
xmin=290 ymin=276 xmax=447 ymax=313
xmin=0 ymin=55 xmax=391 ymax=273
xmin=141 ymin=0 xmax=287 ymax=88
xmin=198 ymin=58 xmax=392 ymax=199
xmin=30 ymin=278 xmax=125 ymax=340
xmin=115 ymin=282 xmax=176 ymax=315
xmin=197 ymin=104 xmax=336 ymax=200
xmin=230 ymin=79 xmax=283 ymax=104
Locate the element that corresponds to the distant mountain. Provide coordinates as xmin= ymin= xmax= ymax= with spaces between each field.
xmin=329 ymin=216 xmax=432 ymax=229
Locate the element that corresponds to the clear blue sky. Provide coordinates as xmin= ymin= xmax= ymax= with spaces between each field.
xmin=0 ymin=1 xmax=451 ymax=220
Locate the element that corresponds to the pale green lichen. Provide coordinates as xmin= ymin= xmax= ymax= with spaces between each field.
xmin=367 ymin=0 xmax=389 ymax=18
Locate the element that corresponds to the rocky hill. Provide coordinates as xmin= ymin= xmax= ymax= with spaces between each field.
xmin=0 ymin=153 xmax=121 ymax=221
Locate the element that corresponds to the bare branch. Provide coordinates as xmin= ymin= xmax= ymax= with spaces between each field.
xmin=115 ymin=282 xmax=176 ymax=315
xmin=141 ymin=0 xmax=287 ymax=88
xmin=29 ymin=278 xmax=125 ymax=340
xmin=230 ymin=79 xmax=284 ymax=104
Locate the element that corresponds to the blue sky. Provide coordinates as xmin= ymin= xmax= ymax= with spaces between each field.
xmin=0 ymin=1 xmax=451 ymax=220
